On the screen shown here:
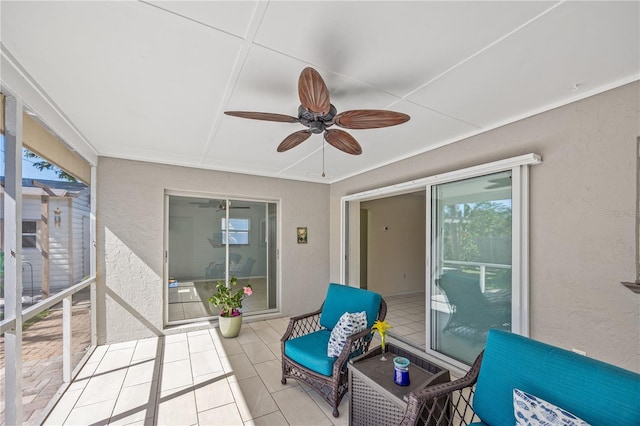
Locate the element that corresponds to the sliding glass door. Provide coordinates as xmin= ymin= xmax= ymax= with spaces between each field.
xmin=342 ymin=155 xmax=537 ymax=367
xmin=430 ymin=171 xmax=513 ymax=365
xmin=166 ymin=195 xmax=278 ymax=324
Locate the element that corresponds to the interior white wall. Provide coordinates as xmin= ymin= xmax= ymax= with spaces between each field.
xmin=96 ymin=158 xmax=329 ymax=344
xmin=360 ymin=193 xmax=426 ymax=296
xmin=330 ymin=81 xmax=640 ymax=372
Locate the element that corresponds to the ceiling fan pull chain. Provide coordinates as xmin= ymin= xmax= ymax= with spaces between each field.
xmin=322 ymin=138 xmax=326 ymax=177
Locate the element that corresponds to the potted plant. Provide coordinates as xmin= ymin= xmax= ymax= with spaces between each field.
xmin=208 ymin=276 xmax=252 ymax=338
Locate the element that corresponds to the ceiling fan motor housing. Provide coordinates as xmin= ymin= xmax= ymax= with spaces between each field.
xmin=298 ymin=104 xmax=337 ymax=133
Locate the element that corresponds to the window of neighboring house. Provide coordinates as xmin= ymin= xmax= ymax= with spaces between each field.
xmin=22 ymin=221 xmax=37 ymax=248
xmin=222 ymin=218 xmax=250 ymax=245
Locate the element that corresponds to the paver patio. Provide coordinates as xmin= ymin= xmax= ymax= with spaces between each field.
xmin=0 ymin=301 xmax=91 ymax=425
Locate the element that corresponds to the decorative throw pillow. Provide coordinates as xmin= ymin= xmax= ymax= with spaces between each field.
xmin=513 ymin=388 xmax=591 ymax=426
xmin=327 ymin=311 xmax=368 ymax=357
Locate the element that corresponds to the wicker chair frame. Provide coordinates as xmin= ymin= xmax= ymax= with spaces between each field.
xmin=280 ymin=298 xmax=387 ymax=418
xmin=399 ymin=351 xmax=484 ymax=426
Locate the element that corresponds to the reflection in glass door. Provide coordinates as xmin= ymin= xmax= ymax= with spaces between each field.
xmin=430 ymin=171 xmax=513 ymax=365
xmin=166 ymin=195 xmax=277 ymax=324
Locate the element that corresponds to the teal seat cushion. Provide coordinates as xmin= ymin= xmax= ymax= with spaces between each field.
xmin=474 ymin=329 xmax=640 ymax=426
xmin=319 ymin=283 xmax=382 ymax=330
xmin=284 ymin=330 xmax=335 ymax=376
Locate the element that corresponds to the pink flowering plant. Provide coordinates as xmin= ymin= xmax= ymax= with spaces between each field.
xmin=208 ymin=276 xmax=253 ymax=317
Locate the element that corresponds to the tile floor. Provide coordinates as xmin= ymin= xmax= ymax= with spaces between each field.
xmin=384 ymin=292 xmax=427 ymax=349
xmin=43 ymin=317 xmax=350 ymax=426
xmin=168 ymin=278 xmax=269 ymax=322
xmin=43 ymin=291 xmax=441 ymax=425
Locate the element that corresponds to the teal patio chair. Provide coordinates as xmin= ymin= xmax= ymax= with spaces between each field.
xmin=281 ymin=283 xmax=386 ymax=417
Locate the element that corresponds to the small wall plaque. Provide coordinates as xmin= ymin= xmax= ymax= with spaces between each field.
xmin=297 ymin=227 xmax=308 ymax=244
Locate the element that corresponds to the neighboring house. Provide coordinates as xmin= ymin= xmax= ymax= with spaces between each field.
xmin=0 ymin=177 xmax=90 ymax=301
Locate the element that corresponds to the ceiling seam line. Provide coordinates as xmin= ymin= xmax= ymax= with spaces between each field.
xmin=274 ymin=144 xmax=325 ymax=176
xmin=398 ymin=0 xmax=568 ymax=101
xmin=343 ymin=76 xmax=640 ymax=185
xmin=248 ymin=39 xmax=476 ymax=132
xmin=249 ymin=42 xmax=404 ymax=101
xmin=383 ymin=98 xmax=484 ymax=130
xmin=198 ymin=1 xmax=271 ymax=163
xmin=137 ymin=0 xmax=245 ymax=40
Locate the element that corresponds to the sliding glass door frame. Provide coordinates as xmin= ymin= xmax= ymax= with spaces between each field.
xmin=341 ymin=154 xmax=540 ymax=368
xmin=163 ymin=190 xmax=280 ymax=327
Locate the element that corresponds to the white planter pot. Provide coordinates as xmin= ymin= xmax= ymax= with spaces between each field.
xmin=219 ymin=314 xmax=243 ymax=338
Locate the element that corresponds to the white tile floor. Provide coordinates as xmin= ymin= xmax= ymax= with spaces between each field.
xmin=168 ymin=278 xmax=269 ymax=322
xmin=384 ymin=292 xmax=427 ymax=349
xmin=43 ymin=317 xmax=350 ymax=426
xmin=43 ymin=293 xmax=436 ymax=426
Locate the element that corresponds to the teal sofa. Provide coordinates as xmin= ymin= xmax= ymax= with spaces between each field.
xmin=400 ymin=329 xmax=640 ymax=425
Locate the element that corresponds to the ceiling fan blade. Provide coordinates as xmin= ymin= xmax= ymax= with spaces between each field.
xmin=324 ymin=129 xmax=362 ymax=155
xmin=224 ymin=111 xmax=299 ymax=123
xmin=277 ymin=130 xmax=312 ymax=152
xmin=334 ymin=110 xmax=410 ymax=129
xmin=189 ymin=200 xmax=213 ymax=206
xmin=484 ymin=177 xmax=512 ymax=189
xmin=298 ymin=67 xmax=331 ymax=115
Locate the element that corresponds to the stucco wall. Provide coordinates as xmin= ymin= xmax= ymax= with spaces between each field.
xmin=97 ymin=158 xmax=329 ymax=344
xmin=330 ymin=82 xmax=640 ymax=372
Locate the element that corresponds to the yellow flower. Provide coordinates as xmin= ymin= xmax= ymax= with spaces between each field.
xmin=372 ymin=320 xmax=392 ymax=336
xmin=372 ymin=320 xmax=392 ymax=354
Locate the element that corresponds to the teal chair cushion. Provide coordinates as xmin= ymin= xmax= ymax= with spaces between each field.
xmin=319 ymin=283 xmax=382 ymax=330
xmin=284 ymin=330 xmax=334 ymax=376
xmin=474 ymin=329 xmax=640 ymax=426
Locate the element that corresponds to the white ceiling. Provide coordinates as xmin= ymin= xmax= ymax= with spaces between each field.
xmin=1 ymin=1 xmax=638 ymax=183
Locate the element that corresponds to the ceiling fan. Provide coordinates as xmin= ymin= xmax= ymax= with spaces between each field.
xmin=188 ymin=200 xmax=250 ymax=211
xmin=484 ymin=176 xmax=512 ymax=189
xmin=224 ymin=67 xmax=410 ymax=156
